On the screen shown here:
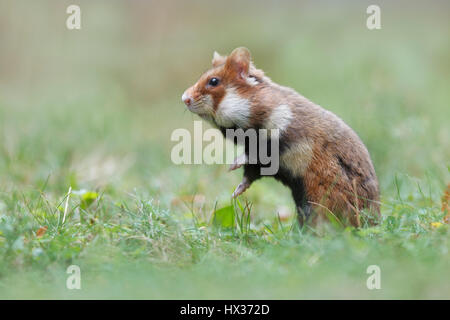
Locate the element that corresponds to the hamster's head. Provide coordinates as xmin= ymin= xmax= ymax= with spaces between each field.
xmin=182 ymin=47 xmax=263 ymax=128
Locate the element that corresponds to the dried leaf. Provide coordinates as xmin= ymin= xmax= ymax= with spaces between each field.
xmin=36 ymin=226 xmax=48 ymax=237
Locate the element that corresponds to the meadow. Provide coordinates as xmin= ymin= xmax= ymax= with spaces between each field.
xmin=0 ymin=1 xmax=449 ymax=299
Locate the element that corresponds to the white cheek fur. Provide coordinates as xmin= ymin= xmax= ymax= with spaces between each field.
xmin=214 ymin=88 xmax=251 ymax=128
xmin=245 ymin=76 xmax=259 ymax=86
xmin=190 ymin=94 xmax=214 ymax=115
xmin=203 ymin=94 xmax=213 ymax=109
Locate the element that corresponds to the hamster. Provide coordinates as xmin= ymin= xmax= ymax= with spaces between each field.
xmin=181 ymin=47 xmax=380 ymax=227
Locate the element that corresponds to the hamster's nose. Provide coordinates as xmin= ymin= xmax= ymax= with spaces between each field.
xmin=182 ymin=92 xmax=192 ymax=106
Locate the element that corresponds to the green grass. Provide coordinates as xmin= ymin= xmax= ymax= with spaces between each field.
xmin=0 ymin=1 xmax=449 ymax=299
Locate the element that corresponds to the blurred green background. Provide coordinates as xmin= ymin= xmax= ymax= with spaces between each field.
xmin=0 ymin=0 xmax=449 ymax=299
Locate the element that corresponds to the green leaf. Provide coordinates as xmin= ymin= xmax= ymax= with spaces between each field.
xmin=73 ymin=190 xmax=99 ymax=209
xmin=212 ymin=205 xmax=234 ymax=229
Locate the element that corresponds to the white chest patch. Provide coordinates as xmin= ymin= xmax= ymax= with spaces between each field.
xmin=265 ymin=104 xmax=293 ymax=132
xmin=215 ymin=88 xmax=251 ymax=128
xmin=280 ymin=139 xmax=314 ymax=177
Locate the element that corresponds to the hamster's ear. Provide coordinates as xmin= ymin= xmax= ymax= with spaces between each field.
xmin=225 ymin=47 xmax=251 ymax=78
xmin=212 ymin=51 xmax=226 ymax=67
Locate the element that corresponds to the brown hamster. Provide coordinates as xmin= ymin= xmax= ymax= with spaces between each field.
xmin=182 ymin=47 xmax=380 ymax=227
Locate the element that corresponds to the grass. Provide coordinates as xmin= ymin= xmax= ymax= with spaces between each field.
xmin=0 ymin=184 xmax=448 ymax=299
xmin=0 ymin=1 xmax=449 ymax=299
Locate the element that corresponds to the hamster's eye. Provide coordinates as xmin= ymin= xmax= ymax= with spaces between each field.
xmin=208 ymin=77 xmax=220 ymax=87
